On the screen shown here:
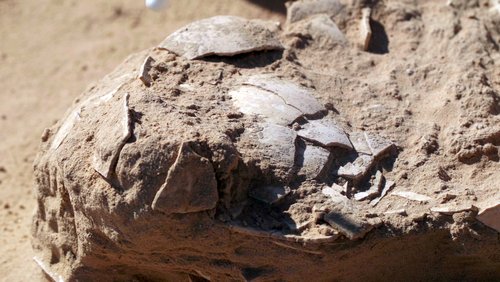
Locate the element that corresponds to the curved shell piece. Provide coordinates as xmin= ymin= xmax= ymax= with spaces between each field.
xmin=92 ymin=92 xmax=131 ymax=179
xmin=286 ymin=0 xmax=344 ymax=24
xmin=152 ymin=142 xmax=218 ymax=214
xmin=159 ymin=16 xmax=283 ymax=60
xmin=245 ymin=75 xmax=325 ymax=116
xmin=298 ymin=119 xmax=352 ymax=149
xmin=229 ymin=85 xmax=303 ymax=126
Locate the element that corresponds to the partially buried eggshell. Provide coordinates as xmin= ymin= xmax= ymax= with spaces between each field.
xmin=145 ymin=0 xmax=169 ymax=11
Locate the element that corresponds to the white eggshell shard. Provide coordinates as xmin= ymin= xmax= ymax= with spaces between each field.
xmin=297 ymin=119 xmax=353 ymax=149
xmin=229 ymin=85 xmax=303 ymax=126
xmin=258 ymin=123 xmax=298 ymax=169
xmin=244 ymin=74 xmax=326 ymax=116
xmin=159 ymin=16 xmax=283 ymax=60
xmin=91 ymin=92 xmax=132 ymax=180
xmin=145 ymin=0 xmax=169 ymax=11
xmin=286 ymin=0 xmax=344 ymax=24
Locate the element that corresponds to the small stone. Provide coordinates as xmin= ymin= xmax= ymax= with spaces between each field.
xmin=440 ymin=193 xmax=457 ymax=204
xmin=41 ymin=128 xmax=51 ymax=142
xmin=392 ymin=191 xmax=432 ymax=202
xmin=151 ymin=142 xmax=218 ymax=214
xmin=323 ymin=211 xmax=373 ymax=240
xmin=286 ymin=0 xmax=344 ymax=24
xmin=338 ymin=154 xmax=374 ymax=180
xmin=297 ymin=119 xmax=352 ymax=149
xmin=0 ymin=166 xmax=5 ymax=173
xmin=359 ymin=8 xmax=372 ymax=51
xmin=299 ymin=144 xmax=331 ymax=179
xmin=482 ymin=143 xmax=498 ymax=155
xmin=159 ymin=16 xmax=283 ymax=60
xmin=138 ymin=56 xmax=155 ymax=87
xmin=249 ymin=185 xmax=291 ymax=205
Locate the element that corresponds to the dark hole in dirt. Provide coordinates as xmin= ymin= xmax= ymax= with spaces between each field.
xmin=203 ymin=50 xmax=283 ymax=69
xmin=246 ymin=0 xmax=286 ymax=14
xmin=368 ymin=19 xmax=389 ymax=54
xmin=242 ymin=267 xmax=271 ymax=280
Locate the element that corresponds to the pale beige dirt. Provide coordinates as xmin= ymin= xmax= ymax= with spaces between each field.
xmin=0 ymin=1 xmax=284 ymax=280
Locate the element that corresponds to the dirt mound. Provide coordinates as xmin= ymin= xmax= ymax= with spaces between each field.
xmin=32 ymin=1 xmax=500 ymax=280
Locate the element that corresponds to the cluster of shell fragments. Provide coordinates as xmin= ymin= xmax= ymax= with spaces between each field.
xmin=32 ymin=0 xmax=499 ymax=281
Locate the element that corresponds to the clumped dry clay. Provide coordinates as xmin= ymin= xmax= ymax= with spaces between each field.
xmin=32 ymin=0 xmax=500 ymax=281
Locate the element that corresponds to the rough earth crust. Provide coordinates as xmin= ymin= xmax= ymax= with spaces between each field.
xmin=32 ymin=0 xmax=500 ymax=281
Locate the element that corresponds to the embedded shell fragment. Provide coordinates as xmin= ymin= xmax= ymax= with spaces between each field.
xmin=159 ymin=15 xmax=283 ymax=60
xmin=286 ymin=0 xmax=344 ymax=24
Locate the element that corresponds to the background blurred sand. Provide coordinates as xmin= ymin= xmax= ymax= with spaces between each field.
xmin=0 ymin=1 xmax=284 ymax=279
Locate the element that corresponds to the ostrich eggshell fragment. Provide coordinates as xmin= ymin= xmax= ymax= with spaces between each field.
xmin=349 ymin=131 xmax=395 ymax=157
xmin=245 ymin=75 xmax=325 ymax=116
xmin=289 ymin=14 xmax=347 ymax=44
xmin=349 ymin=132 xmax=372 ymax=155
xmin=477 ymin=201 xmax=500 ymax=232
xmin=365 ymin=133 xmax=395 ymax=158
xmin=138 ymin=56 xmax=155 ymax=86
xmin=298 ymin=119 xmax=352 ymax=149
xmin=430 ymin=204 xmax=477 ymax=215
xmin=229 ymin=85 xmax=303 ymax=126
xmin=370 ymin=180 xmax=395 ymax=206
xmin=337 ymin=154 xmax=374 ymax=180
xmin=359 ymin=8 xmax=372 ymax=51
xmin=258 ymin=123 xmax=297 ymax=168
xmin=300 ymin=144 xmax=331 ymax=179
xmin=354 ymin=172 xmax=382 ymax=201
xmin=392 ymin=191 xmax=432 ymax=202
xmin=159 ymin=16 xmax=283 ymax=60
xmin=287 ymin=0 xmax=344 ymax=24
xmin=152 ymin=142 xmax=218 ymax=214
xmin=92 ymin=93 xmax=131 ymax=179
xmin=323 ymin=211 xmax=373 ymax=240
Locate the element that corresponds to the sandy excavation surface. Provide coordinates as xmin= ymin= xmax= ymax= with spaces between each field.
xmin=0 ymin=1 xmax=284 ymax=280
xmin=2 ymin=0 xmax=500 ymax=281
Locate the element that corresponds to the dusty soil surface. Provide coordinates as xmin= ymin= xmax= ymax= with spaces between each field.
xmin=0 ymin=1 xmax=284 ymax=280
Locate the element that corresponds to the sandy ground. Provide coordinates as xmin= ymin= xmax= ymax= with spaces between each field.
xmin=0 ymin=1 xmax=284 ymax=280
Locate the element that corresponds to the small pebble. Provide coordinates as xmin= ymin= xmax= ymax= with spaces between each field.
xmin=145 ymin=0 xmax=169 ymax=11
